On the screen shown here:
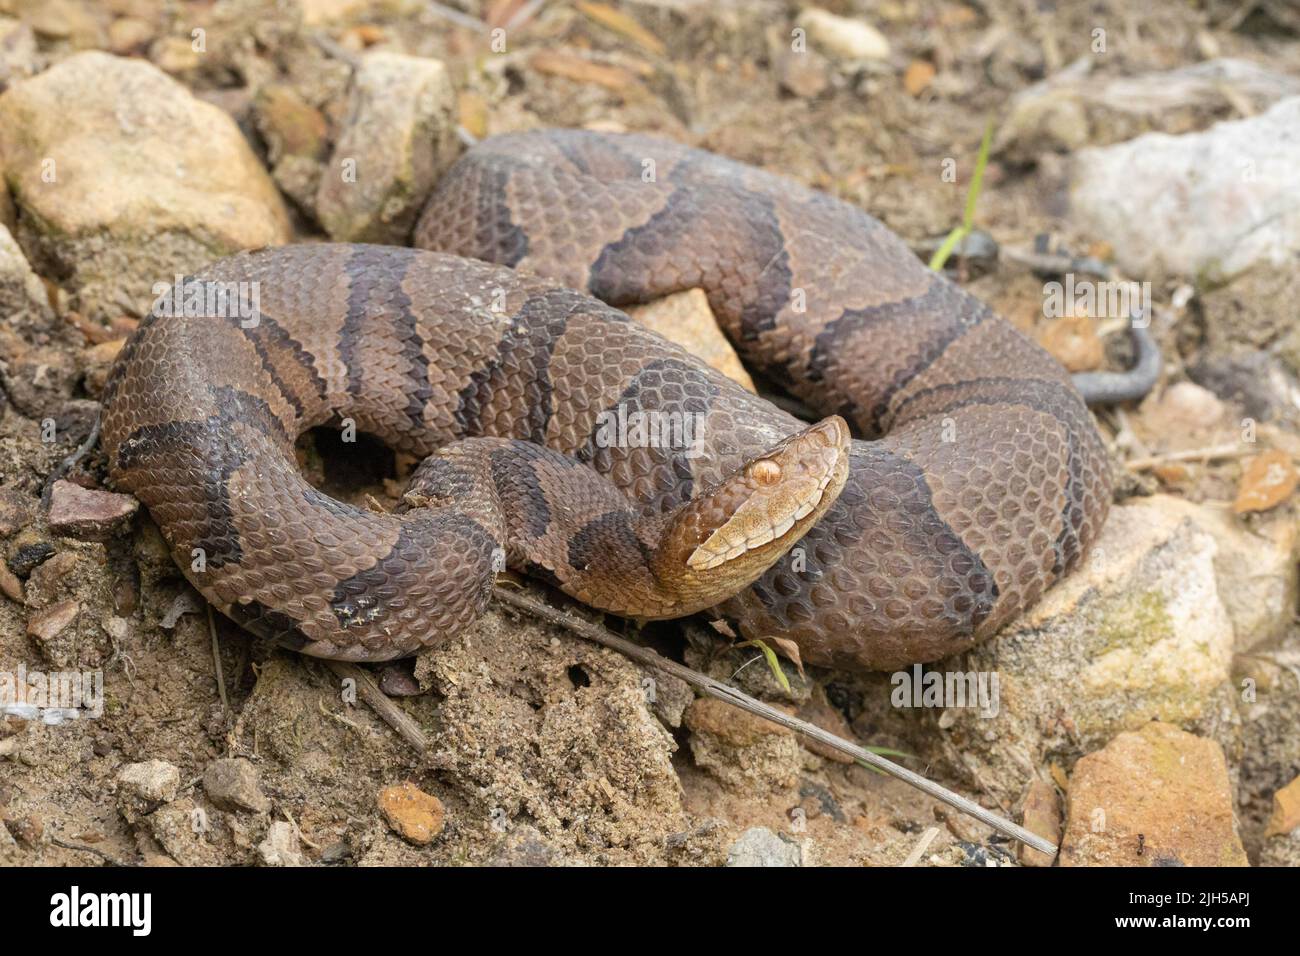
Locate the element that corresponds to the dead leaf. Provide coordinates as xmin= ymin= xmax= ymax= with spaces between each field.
xmin=1265 ymin=775 xmax=1300 ymax=837
xmin=903 ymin=59 xmax=936 ymax=96
xmin=530 ymin=51 xmax=639 ymax=93
xmin=709 ymin=619 xmax=738 ymax=639
xmin=458 ymin=91 xmax=489 ymax=140
xmin=1233 ymin=449 xmax=1298 ymax=513
xmin=575 ymin=1 xmax=665 ymax=57
xmin=768 ymin=637 xmax=806 ymax=678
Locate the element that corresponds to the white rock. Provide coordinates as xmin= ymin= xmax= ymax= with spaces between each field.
xmin=725 ymin=826 xmax=802 ymax=867
xmin=317 ymin=52 xmax=458 ymax=244
xmin=258 ymin=821 xmax=307 ymax=866
xmin=1071 ymin=96 xmax=1300 ymax=282
xmin=796 ymin=8 xmax=891 ymax=61
xmin=118 ymin=759 xmax=181 ymax=803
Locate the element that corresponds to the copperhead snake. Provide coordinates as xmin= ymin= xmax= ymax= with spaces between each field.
xmin=101 ymin=129 xmax=1113 ymax=671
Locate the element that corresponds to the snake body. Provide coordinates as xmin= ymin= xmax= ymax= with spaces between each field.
xmin=102 ymin=129 xmax=1111 ymax=671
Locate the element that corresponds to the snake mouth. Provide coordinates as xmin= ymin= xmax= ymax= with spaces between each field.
xmin=686 ymin=416 xmax=850 ymax=572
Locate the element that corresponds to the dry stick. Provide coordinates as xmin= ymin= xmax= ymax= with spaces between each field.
xmin=50 ymin=835 xmax=133 ymax=868
xmin=901 ymin=826 xmax=941 ymax=867
xmin=325 ymin=661 xmax=431 ymax=752
xmin=1124 ymin=442 xmax=1257 ymax=472
xmin=208 ymin=605 xmax=229 ymax=714
xmin=492 ymin=586 xmax=1057 ymax=857
xmin=426 ymin=1 xmax=489 ymax=32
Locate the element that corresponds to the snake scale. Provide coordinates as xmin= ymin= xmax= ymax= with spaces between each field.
xmin=101 ymin=129 xmax=1111 ymax=671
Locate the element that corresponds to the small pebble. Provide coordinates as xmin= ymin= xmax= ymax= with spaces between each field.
xmin=377 ymin=782 xmax=445 ymax=845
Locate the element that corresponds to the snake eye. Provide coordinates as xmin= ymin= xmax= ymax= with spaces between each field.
xmin=748 ymin=459 xmax=782 ymax=486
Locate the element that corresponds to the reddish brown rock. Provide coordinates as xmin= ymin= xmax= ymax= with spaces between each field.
xmin=1060 ymin=722 xmax=1248 ymax=867
xmin=0 ymin=486 xmax=34 ymax=538
xmin=0 ymin=563 xmax=22 ymax=604
xmin=1018 ymin=778 xmax=1063 ymax=867
xmin=684 ymin=697 xmax=793 ymax=747
xmin=25 ymin=599 xmax=79 ymax=645
xmin=1265 ymin=775 xmax=1300 ymax=838
xmin=377 ymin=782 xmax=445 ymax=845
xmin=47 ymin=480 xmax=138 ymax=540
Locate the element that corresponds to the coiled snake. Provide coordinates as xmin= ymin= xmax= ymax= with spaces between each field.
xmin=101 ymin=129 xmax=1112 ymax=671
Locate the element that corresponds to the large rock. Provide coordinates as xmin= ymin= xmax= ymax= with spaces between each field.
xmin=998 ymin=57 xmax=1300 ymax=163
xmin=0 ymin=16 xmax=38 ymax=93
xmin=0 ymin=51 xmax=290 ymax=318
xmin=897 ymin=495 xmax=1239 ymax=805
xmin=316 ymin=52 xmax=458 ymax=245
xmin=1071 ymin=96 xmax=1300 ymax=283
xmin=1060 ymin=722 xmax=1248 ymax=867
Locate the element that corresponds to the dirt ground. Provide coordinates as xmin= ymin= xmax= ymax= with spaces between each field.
xmin=1 ymin=0 xmax=1298 ymax=867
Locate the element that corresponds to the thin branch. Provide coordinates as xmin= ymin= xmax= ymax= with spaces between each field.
xmin=325 ymin=661 xmax=431 ymax=752
xmin=208 ymin=605 xmax=229 ymax=714
xmin=425 ymin=1 xmax=489 ymax=33
xmin=41 ymin=410 xmax=101 ymax=506
xmin=901 ymin=826 xmax=941 ymax=867
xmin=50 ymin=835 xmax=133 ymax=867
xmin=491 ymin=586 xmax=1057 ymax=858
xmin=1124 ymin=442 xmax=1259 ymax=471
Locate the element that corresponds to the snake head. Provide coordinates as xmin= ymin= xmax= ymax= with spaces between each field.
xmin=650 ymin=415 xmax=851 ymax=614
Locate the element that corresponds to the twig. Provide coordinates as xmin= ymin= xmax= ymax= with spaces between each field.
xmin=425 ymin=1 xmax=489 ymax=33
xmin=901 ymin=826 xmax=941 ymax=867
xmin=325 ymin=661 xmax=431 ymax=752
xmin=1002 ymin=246 xmax=1112 ymax=279
xmin=491 ymin=586 xmax=1058 ymax=858
xmin=1124 ymin=442 xmax=1258 ymax=472
xmin=208 ymin=605 xmax=229 ymax=714
xmin=503 ymin=0 xmax=547 ymax=32
xmin=40 ymin=410 xmax=101 ymax=507
xmin=50 ymin=835 xmax=133 ymax=868
xmin=311 ymin=32 xmax=362 ymax=70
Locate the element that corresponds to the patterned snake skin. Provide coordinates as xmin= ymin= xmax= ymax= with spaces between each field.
xmin=103 ymin=129 xmax=1111 ymax=671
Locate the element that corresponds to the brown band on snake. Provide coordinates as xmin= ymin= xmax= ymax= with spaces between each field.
xmin=103 ymin=129 xmax=1110 ymax=671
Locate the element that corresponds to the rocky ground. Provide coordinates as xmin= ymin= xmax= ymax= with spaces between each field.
xmin=1 ymin=0 xmax=1298 ymax=867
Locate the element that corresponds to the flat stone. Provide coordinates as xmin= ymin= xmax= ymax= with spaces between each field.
xmin=118 ymin=759 xmax=181 ymax=803
xmin=1060 ymin=722 xmax=1248 ymax=867
xmin=25 ymin=599 xmax=79 ymax=645
xmin=47 ymin=480 xmax=138 ymax=541
xmin=725 ymin=826 xmax=802 ymax=867
xmin=0 ymin=486 xmax=34 ymax=539
xmin=1071 ymin=95 xmax=1300 ymax=282
xmin=203 ymin=758 xmax=272 ymax=814
xmin=0 ymin=51 xmax=290 ymax=318
xmin=1017 ymin=778 xmax=1062 ymax=867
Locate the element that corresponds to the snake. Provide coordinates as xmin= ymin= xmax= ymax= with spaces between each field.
xmin=101 ymin=129 xmax=1113 ymax=672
